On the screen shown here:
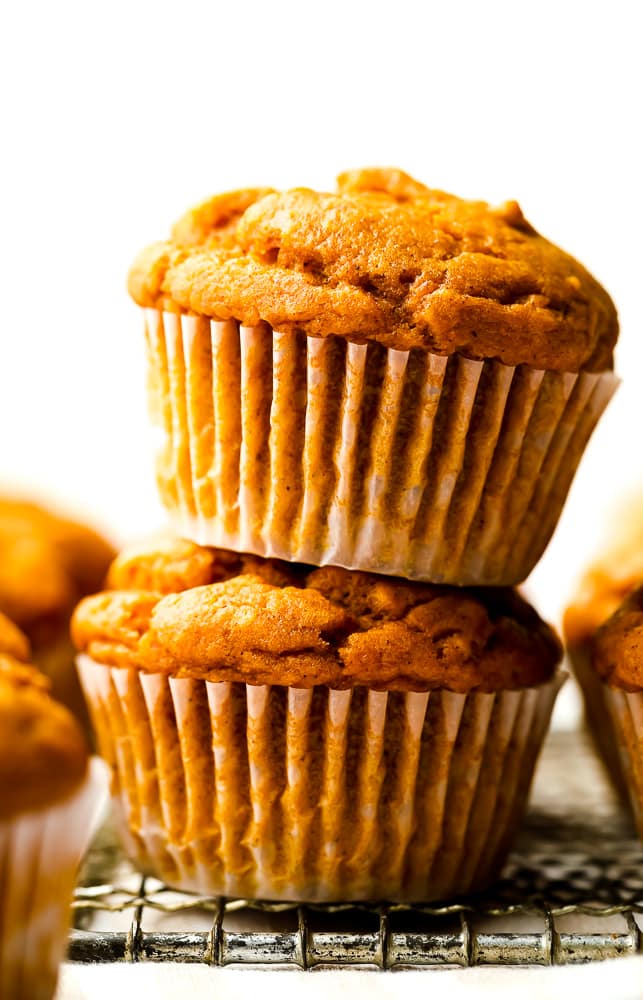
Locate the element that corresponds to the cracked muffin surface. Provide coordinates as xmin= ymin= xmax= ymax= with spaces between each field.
xmin=73 ymin=538 xmax=561 ymax=691
xmin=129 ymin=167 xmax=617 ymax=371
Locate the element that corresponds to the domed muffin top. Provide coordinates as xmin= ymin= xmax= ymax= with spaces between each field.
xmin=129 ymin=167 xmax=617 ymax=371
xmin=73 ymin=538 xmax=561 ymax=692
xmin=0 ymin=611 xmax=88 ymax=818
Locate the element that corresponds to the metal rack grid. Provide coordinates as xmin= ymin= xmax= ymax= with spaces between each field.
xmin=69 ymin=729 xmax=643 ymax=969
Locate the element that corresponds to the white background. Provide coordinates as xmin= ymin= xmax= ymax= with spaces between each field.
xmin=1 ymin=3 xmax=642 ymax=996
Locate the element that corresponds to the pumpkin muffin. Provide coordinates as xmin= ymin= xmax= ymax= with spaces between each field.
xmin=0 ymin=497 xmax=115 ymax=722
xmin=567 ymin=587 xmax=643 ymax=839
xmin=0 ymin=612 xmax=106 ymax=1000
xmin=128 ymin=168 xmax=618 ymax=585
xmin=73 ymin=537 xmax=563 ymax=902
xmin=564 ymin=501 xmax=643 ymax=800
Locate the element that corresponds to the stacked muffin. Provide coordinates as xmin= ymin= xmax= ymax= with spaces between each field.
xmin=74 ymin=167 xmax=618 ymax=902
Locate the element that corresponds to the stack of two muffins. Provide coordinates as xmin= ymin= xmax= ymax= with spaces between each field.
xmin=73 ymin=168 xmax=619 ymax=902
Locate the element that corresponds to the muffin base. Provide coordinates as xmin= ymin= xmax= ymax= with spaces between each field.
xmin=78 ymin=656 xmax=563 ymax=902
xmin=144 ymin=309 xmax=617 ymax=585
xmin=0 ymin=759 xmax=107 ymax=1000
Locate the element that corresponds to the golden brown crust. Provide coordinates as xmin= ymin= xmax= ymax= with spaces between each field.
xmin=592 ymin=586 xmax=643 ymax=690
xmin=0 ymin=636 xmax=89 ymax=819
xmin=128 ymin=168 xmax=617 ymax=372
xmin=106 ymin=536 xmax=301 ymax=593
xmin=73 ymin=541 xmax=561 ymax=692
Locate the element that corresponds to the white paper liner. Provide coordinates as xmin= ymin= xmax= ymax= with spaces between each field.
xmin=143 ymin=308 xmax=618 ymax=585
xmin=0 ymin=758 xmax=108 ymax=1000
xmin=78 ymin=656 xmax=563 ymax=903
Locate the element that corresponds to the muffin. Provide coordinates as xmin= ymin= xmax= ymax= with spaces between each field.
xmin=128 ymin=167 xmax=618 ymax=585
xmin=73 ymin=538 xmax=563 ymax=902
xmin=0 ymin=497 xmax=115 ymax=721
xmin=564 ymin=504 xmax=643 ymax=801
xmin=566 ymin=588 xmax=643 ymax=838
xmin=0 ymin=612 xmax=106 ymax=1000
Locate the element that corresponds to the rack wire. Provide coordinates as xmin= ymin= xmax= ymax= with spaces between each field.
xmin=70 ymin=729 xmax=643 ymax=968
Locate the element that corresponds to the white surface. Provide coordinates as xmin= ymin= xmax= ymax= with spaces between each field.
xmin=2 ymin=1 xmax=643 ymax=995
xmin=57 ymin=960 xmax=643 ymax=1000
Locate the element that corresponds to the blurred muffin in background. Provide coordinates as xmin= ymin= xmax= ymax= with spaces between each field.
xmin=564 ymin=491 xmax=643 ymax=649
xmin=564 ymin=490 xmax=643 ymax=804
xmin=567 ymin=586 xmax=643 ymax=839
xmin=0 ymin=497 xmax=114 ymax=722
xmin=0 ymin=610 xmax=106 ymax=1000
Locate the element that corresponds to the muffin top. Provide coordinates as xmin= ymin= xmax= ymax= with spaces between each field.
xmin=0 ymin=498 xmax=115 ymax=648
xmin=592 ymin=586 xmax=643 ymax=691
xmin=128 ymin=167 xmax=617 ymax=372
xmin=72 ymin=538 xmax=561 ymax=692
xmin=0 ymin=611 xmax=89 ymax=819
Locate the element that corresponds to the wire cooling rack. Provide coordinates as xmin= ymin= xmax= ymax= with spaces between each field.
xmin=70 ymin=728 xmax=643 ymax=969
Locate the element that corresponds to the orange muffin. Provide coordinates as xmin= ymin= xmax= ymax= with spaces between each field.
xmin=0 ymin=497 xmax=115 ymax=721
xmin=0 ymin=612 xmax=106 ymax=1000
xmin=564 ymin=507 xmax=643 ymax=802
xmin=568 ymin=588 xmax=643 ymax=839
xmin=128 ymin=168 xmax=618 ymax=585
xmin=73 ymin=538 xmax=563 ymax=902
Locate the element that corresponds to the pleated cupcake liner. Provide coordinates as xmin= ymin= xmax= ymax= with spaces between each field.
xmin=77 ymin=655 xmax=563 ymax=903
xmin=143 ymin=308 xmax=617 ymax=585
xmin=0 ymin=759 xmax=108 ymax=1000
xmin=568 ymin=644 xmax=630 ymax=803
xmin=572 ymin=649 xmax=643 ymax=832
